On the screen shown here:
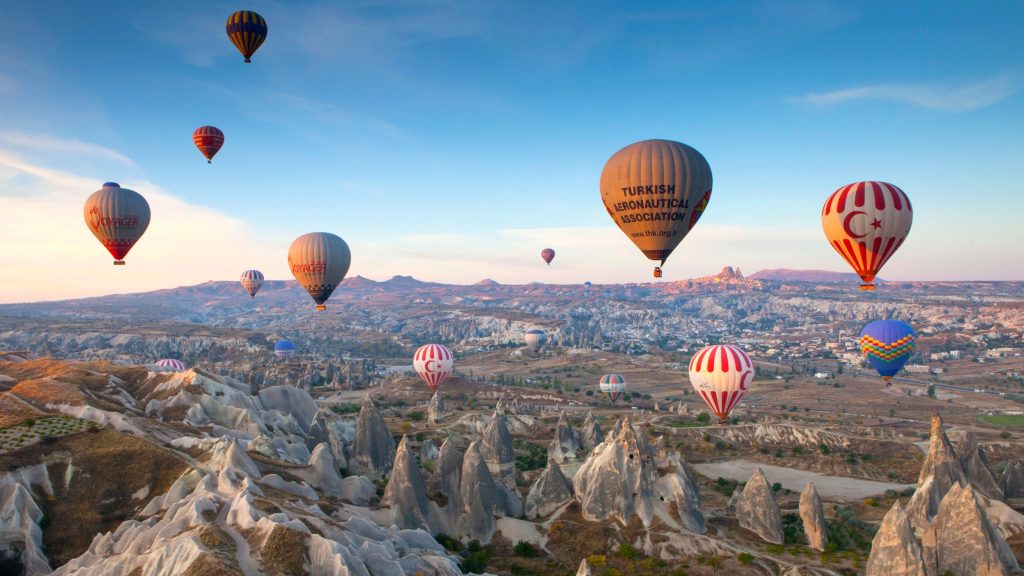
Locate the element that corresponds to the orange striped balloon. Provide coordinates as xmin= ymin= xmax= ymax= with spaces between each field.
xmin=193 ymin=126 xmax=224 ymax=163
xmin=688 ymin=344 xmax=754 ymax=423
xmin=83 ymin=183 xmax=151 ymax=265
xmin=226 ymin=11 xmax=267 ymax=63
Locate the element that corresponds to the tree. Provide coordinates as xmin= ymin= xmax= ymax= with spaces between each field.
xmin=927 ymin=384 xmax=936 ymax=398
xmin=696 ymin=412 xmax=712 ymax=424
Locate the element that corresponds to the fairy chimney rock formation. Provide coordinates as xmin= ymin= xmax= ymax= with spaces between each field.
xmin=579 ymin=411 xmax=603 ymax=451
xmin=957 ymin=430 xmax=1004 ymax=500
xmin=525 ymin=458 xmax=573 ymax=519
xmin=351 ymin=395 xmax=396 ymax=479
xmin=865 ymin=501 xmax=928 ymax=576
xmin=382 ymin=435 xmax=437 ymax=533
xmin=548 ymin=411 xmax=581 ymax=464
xmin=733 ymin=467 xmax=784 ymax=544
xmin=481 ymin=410 xmax=516 ymax=484
xmin=799 ymin=481 xmax=827 ymax=551
xmin=428 ymin=391 xmax=446 ymax=424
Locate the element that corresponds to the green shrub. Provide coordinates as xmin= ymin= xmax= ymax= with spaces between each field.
xmin=512 ymin=541 xmax=539 ymax=558
xmin=434 ymin=532 xmax=461 ymax=552
xmin=819 ymin=443 xmax=831 ymax=455
xmin=617 ymin=542 xmax=641 ymax=559
xmin=737 ymin=552 xmax=755 ymax=565
xmin=696 ymin=412 xmax=711 ymax=424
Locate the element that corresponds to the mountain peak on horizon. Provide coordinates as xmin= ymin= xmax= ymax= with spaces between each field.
xmin=474 ymin=279 xmax=501 ymax=286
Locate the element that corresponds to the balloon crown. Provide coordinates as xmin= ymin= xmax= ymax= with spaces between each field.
xmin=102 ymin=182 xmax=120 ymax=188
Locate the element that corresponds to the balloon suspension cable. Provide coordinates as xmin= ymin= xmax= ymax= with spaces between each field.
xmin=860 ymin=283 xmax=875 ymax=291
xmin=315 ymin=305 xmax=326 ymax=311
xmin=113 ymin=260 xmax=126 ymax=266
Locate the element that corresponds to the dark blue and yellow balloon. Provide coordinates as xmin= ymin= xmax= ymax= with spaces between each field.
xmin=226 ymin=11 xmax=267 ymax=63
xmin=859 ymin=320 xmax=916 ymax=384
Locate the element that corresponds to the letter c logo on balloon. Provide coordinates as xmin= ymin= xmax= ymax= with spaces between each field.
xmin=842 ymin=210 xmax=868 ymax=239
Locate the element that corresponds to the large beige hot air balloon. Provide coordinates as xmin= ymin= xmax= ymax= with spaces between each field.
xmin=83 ymin=182 xmax=151 ymax=265
xmin=287 ymin=232 xmax=351 ymax=311
xmin=600 ymin=139 xmax=712 ymax=278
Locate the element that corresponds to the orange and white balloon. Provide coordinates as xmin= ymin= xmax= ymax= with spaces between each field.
xmin=288 ymin=232 xmax=351 ymax=311
xmin=413 ymin=344 xmax=453 ymax=393
xmin=821 ymin=181 xmax=912 ymax=291
xmin=688 ymin=344 xmax=754 ymax=423
xmin=83 ymin=182 xmax=151 ymax=265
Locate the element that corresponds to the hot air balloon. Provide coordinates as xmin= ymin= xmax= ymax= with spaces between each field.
xmin=274 ymin=340 xmax=295 ymax=359
xmin=822 ymin=181 xmax=912 ymax=291
xmin=413 ymin=344 xmax=453 ymax=393
xmin=155 ymin=358 xmax=187 ymax=372
xmin=288 ymin=232 xmax=352 ymax=311
xmin=193 ymin=126 xmax=224 ymax=163
xmin=600 ymin=139 xmax=712 ymax=278
xmin=599 ymin=373 xmax=627 ymax=403
xmin=859 ymin=320 xmax=916 ymax=384
xmin=83 ymin=182 xmax=151 ymax=265
xmin=226 ymin=10 xmax=267 ymax=63
xmin=524 ymin=329 xmax=547 ymax=352
xmin=688 ymin=344 xmax=754 ymax=423
xmin=541 ymin=248 xmax=556 ymax=266
xmin=240 ymin=269 xmax=264 ymax=298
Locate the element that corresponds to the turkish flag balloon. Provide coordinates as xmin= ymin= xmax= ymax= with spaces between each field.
xmin=413 ymin=344 xmax=453 ymax=393
xmin=822 ymin=181 xmax=912 ymax=291
xmin=600 ymin=139 xmax=712 ymax=278
xmin=688 ymin=344 xmax=754 ymax=423
xmin=83 ymin=182 xmax=151 ymax=265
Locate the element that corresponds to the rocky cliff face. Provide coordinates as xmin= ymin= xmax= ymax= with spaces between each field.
xmin=921 ymin=482 xmax=1019 ymax=576
xmin=481 ymin=410 xmax=516 ymax=485
xmin=579 ymin=411 xmax=602 ymax=451
xmin=458 ymin=440 xmax=520 ymax=544
xmin=909 ymin=414 xmax=967 ymax=525
xmin=655 ymin=452 xmax=705 ymax=534
xmin=548 ymin=411 xmax=581 ymax=464
xmin=799 ymin=481 xmax=827 ymax=551
xmin=573 ymin=417 xmax=660 ymax=527
xmin=382 ymin=435 xmax=438 ymax=534
xmin=1002 ymin=460 xmax=1024 ymax=499
xmin=0 ymin=482 xmax=51 ymax=575
xmin=300 ymin=443 xmax=345 ymax=498
xmin=957 ymin=430 xmax=1004 ymax=500
xmin=732 ymin=468 xmax=784 ymax=544
xmin=865 ymin=501 xmax=928 ymax=576
xmin=525 ymin=458 xmax=573 ymax=520
xmin=351 ymin=395 xmax=396 ymax=479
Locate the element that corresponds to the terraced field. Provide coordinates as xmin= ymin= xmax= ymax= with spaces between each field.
xmin=0 ymin=415 xmax=96 ymax=453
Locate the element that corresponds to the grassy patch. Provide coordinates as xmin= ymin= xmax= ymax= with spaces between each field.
xmin=977 ymin=414 xmax=1024 ymax=428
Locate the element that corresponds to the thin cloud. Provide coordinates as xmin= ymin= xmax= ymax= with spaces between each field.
xmin=0 ymin=132 xmax=136 ymax=166
xmin=794 ymin=75 xmax=1017 ymax=111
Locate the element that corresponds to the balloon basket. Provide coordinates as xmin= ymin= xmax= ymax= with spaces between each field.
xmin=315 ymin=305 xmax=326 ymax=311
xmin=113 ymin=260 xmax=125 ymax=266
xmin=653 ymin=267 xmax=663 ymax=278
xmin=859 ymin=283 xmax=875 ymax=291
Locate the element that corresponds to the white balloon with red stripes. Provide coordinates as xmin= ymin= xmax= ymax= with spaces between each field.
xmin=688 ymin=344 xmax=754 ymax=423
xmin=413 ymin=343 xmax=454 ymax=393
xmin=155 ymin=358 xmax=187 ymax=372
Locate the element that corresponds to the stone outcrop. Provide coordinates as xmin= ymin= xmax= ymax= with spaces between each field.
xmin=576 ymin=557 xmax=592 ymax=576
xmin=351 ymin=395 xmax=396 ymax=479
xmin=432 ymin=438 xmax=464 ymax=530
xmin=428 ymin=391 xmax=446 ymax=424
xmin=303 ymin=443 xmax=345 ymax=498
xmin=677 ymin=401 xmax=690 ymax=415
xmin=921 ymin=482 xmax=1019 ymax=576
xmin=339 ymin=476 xmax=376 ymax=506
xmin=421 ymin=438 xmax=439 ymax=461
xmin=481 ymin=410 xmax=516 ymax=485
xmin=548 ymin=412 xmax=581 ymax=464
xmin=957 ymin=430 xmax=1004 ymax=499
xmin=865 ymin=501 xmax=927 ymax=576
xmin=799 ymin=482 xmax=827 ymax=551
xmin=655 ymin=452 xmax=705 ymax=534
xmin=573 ymin=417 xmax=661 ymax=527
xmin=0 ymin=482 xmax=51 ymax=575
xmin=1001 ymin=460 xmax=1024 ymax=498
xmin=525 ymin=458 xmax=573 ymax=519
xmin=382 ymin=436 xmax=437 ymax=533
xmin=732 ymin=468 xmax=784 ymax=544
xmin=579 ymin=411 xmax=602 ymax=451
xmin=459 ymin=440 xmax=519 ymax=543
xmin=909 ymin=414 xmax=966 ymax=524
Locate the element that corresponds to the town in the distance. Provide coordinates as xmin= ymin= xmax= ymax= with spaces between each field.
xmin=1 ymin=266 xmax=1022 ymax=575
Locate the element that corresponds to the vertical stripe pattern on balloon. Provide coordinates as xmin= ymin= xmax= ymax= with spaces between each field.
xmin=413 ymin=344 xmax=454 ymax=393
xmin=821 ymin=181 xmax=912 ymax=287
xmin=688 ymin=344 xmax=754 ymax=421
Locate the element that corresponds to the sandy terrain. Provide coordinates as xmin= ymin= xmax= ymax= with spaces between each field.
xmin=693 ymin=459 xmax=915 ymax=500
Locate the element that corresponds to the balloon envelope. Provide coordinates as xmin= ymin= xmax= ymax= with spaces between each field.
xmin=524 ymin=329 xmax=547 ymax=352
xmin=155 ymin=359 xmax=187 ymax=372
xmin=688 ymin=344 xmax=754 ymax=422
xmin=193 ymin=126 xmax=224 ymax=163
xmin=288 ymin=232 xmax=351 ymax=311
xmin=600 ymin=139 xmax=712 ymax=276
xmin=83 ymin=182 xmax=151 ymax=265
xmin=413 ymin=344 xmax=454 ymax=393
xmin=822 ymin=181 xmax=912 ymax=290
xmin=859 ymin=320 xmax=916 ymax=382
xmin=274 ymin=340 xmax=295 ymax=359
xmin=240 ymin=269 xmax=264 ymax=298
xmin=226 ymin=10 xmax=267 ymax=63
xmin=541 ymin=248 xmax=555 ymax=265
xmin=599 ymin=373 xmax=627 ymax=403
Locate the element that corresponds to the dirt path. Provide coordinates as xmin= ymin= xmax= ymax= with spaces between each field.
xmin=692 ymin=460 xmax=915 ymax=500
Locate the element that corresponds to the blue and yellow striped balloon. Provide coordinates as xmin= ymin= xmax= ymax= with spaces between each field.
xmin=226 ymin=11 xmax=267 ymax=63
xmin=859 ymin=320 xmax=916 ymax=383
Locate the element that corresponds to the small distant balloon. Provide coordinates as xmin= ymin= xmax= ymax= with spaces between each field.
xmin=859 ymin=320 xmax=916 ymax=384
xmin=83 ymin=182 xmax=151 ymax=265
xmin=193 ymin=126 xmax=224 ymax=163
xmin=541 ymin=248 xmax=555 ymax=265
xmin=822 ymin=181 xmax=912 ymax=291
xmin=155 ymin=358 xmax=187 ymax=372
xmin=240 ymin=269 xmax=264 ymax=298
xmin=599 ymin=373 xmax=627 ymax=403
xmin=274 ymin=340 xmax=295 ymax=359
xmin=413 ymin=344 xmax=454 ymax=393
xmin=688 ymin=344 xmax=754 ymax=423
xmin=288 ymin=232 xmax=352 ymax=311
xmin=524 ymin=329 xmax=547 ymax=352
xmin=226 ymin=11 xmax=267 ymax=63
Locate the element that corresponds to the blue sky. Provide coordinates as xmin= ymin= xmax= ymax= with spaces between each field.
xmin=1 ymin=1 xmax=1022 ymax=302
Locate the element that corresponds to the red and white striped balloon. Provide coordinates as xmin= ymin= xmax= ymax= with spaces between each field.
xmin=413 ymin=344 xmax=454 ymax=393
xmin=240 ymin=269 xmax=264 ymax=298
xmin=688 ymin=344 xmax=754 ymax=422
xmin=155 ymin=358 xmax=187 ymax=372
xmin=821 ymin=181 xmax=913 ymax=291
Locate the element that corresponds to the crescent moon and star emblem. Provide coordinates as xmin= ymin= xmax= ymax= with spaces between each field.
xmin=423 ymin=360 xmax=439 ymax=373
xmin=842 ymin=210 xmax=868 ymax=239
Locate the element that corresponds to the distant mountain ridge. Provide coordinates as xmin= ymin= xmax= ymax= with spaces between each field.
xmin=749 ymin=269 xmax=876 ymax=283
